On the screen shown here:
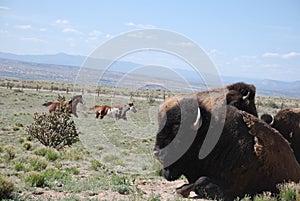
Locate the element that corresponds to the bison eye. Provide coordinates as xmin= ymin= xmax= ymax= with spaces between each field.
xmin=240 ymin=88 xmax=249 ymax=96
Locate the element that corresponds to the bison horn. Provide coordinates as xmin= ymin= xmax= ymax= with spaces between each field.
xmin=191 ymin=107 xmax=202 ymax=131
xmin=242 ymin=91 xmax=250 ymax=100
xmin=269 ymin=115 xmax=274 ymax=126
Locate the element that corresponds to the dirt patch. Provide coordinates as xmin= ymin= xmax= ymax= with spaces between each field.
xmin=23 ymin=177 xmax=205 ymax=201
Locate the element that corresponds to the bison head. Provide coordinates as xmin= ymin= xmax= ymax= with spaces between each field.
xmin=154 ymin=82 xmax=258 ymax=182
xmin=154 ymin=94 xmax=202 ymax=181
xmin=226 ymin=82 xmax=257 ymax=117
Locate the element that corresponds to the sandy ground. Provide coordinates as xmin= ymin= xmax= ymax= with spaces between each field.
xmin=25 ymin=177 xmax=206 ymax=201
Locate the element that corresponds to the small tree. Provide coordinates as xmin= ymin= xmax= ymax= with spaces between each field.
xmin=26 ymin=95 xmax=79 ymax=149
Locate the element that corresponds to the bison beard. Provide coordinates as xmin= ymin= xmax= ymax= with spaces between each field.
xmin=154 ymin=83 xmax=300 ymax=200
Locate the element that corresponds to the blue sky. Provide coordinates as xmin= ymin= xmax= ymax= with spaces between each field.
xmin=0 ymin=0 xmax=300 ymax=81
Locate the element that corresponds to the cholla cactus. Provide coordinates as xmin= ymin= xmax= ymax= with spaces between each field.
xmin=26 ymin=96 xmax=79 ymax=149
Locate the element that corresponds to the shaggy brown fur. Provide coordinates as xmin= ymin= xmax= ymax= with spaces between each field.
xmin=154 ymin=83 xmax=300 ymax=200
xmin=272 ymin=108 xmax=300 ymax=163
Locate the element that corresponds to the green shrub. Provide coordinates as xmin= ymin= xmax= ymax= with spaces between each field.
xmin=15 ymin=122 xmax=24 ymax=127
xmin=90 ymin=159 xmax=103 ymax=171
xmin=14 ymin=162 xmax=26 ymax=172
xmin=25 ymin=172 xmax=45 ymax=187
xmin=111 ymin=174 xmax=132 ymax=195
xmin=26 ymin=135 xmax=32 ymax=141
xmin=54 ymin=162 xmax=63 ymax=169
xmin=12 ymin=126 xmax=20 ymax=131
xmin=65 ymin=167 xmax=80 ymax=175
xmin=23 ymin=142 xmax=32 ymax=150
xmin=280 ymin=187 xmax=297 ymax=201
xmin=4 ymin=146 xmax=16 ymax=161
xmin=34 ymin=147 xmax=60 ymax=161
xmin=42 ymin=168 xmax=71 ymax=187
xmin=278 ymin=182 xmax=300 ymax=201
xmin=148 ymin=193 xmax=161 ymax=201
xmin=34 ymin=148 xmax=48 ymax=156
xmin=29 ymin=157 xmax=48 ymax=171
xmin=0 ymin=175 xmax=15 ymax=199
xmin=45 ymin=149 xmax=60 ymax=161
xmin=26 ymin=96 xmax=79 ymax=149
xmin=61 ymin=148 xmax=83 ymax=161
xmin=112 ymin=184 xmax=132 ymax=195
xmin=18 ymin=138 xmax=25 ymax=144
xmin=111 ymin=174 xmax=129 ymax=186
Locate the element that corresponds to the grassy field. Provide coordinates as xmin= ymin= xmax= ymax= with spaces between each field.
xmin=0 ymin=81 xmax=299 ymax=201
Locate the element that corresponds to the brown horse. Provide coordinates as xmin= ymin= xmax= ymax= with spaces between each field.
xmin=43 ymin=95 xmax=84 ymax=117
xmin=91 ymin=102 xmax=137 ymax=120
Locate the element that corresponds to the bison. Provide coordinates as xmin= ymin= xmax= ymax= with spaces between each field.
xmin=261 ymin=108 xmax=300 ymax=163
xmin=154 ymin=83 xmax=300 ymax=200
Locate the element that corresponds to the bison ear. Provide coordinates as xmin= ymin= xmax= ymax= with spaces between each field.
xmin=260 ymin=113 xmax=274 ymax=125
xmin=191 ymin=107 xmax=202 ymax=131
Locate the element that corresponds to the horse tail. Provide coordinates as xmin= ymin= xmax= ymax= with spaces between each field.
xmin=42 ymin=102 xmax=53 ymax=107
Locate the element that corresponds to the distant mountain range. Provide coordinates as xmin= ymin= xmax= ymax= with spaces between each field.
xmin=0 ymin=52 xmax=86 ymax=67
xmin=0 ymin=52 xmax=299 ymax=98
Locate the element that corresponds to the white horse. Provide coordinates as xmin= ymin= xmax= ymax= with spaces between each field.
xmin=93 ymin=102 xmax=137 ymax=120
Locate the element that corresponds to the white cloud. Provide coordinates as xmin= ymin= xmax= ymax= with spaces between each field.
xmin=127 ymin=32 xmax=156 ymax=39
xmin=209 ymin=49 xmax=222 ymax=55
xmin=21 ymin=37 xmax=47 ymax=43
xmin=62 ymin=28 xmax=83 ymax=35
xmin=125 ymin=22 xmax=156 ymax=29
xmin=282 ymin=52 xmax=300 ymax=59
xmin=14 ymin=25 xmax=32 ymax=30
xmin=55 ymin=19 xmax=69 ymax=25
xmin=105 ymin=34 xmax=113 ymax=38
xmin=89 ymin=30 xmax=102 ymax=37
xmin=0 ymin=6 xmax=9 ymax=10
xmin=262 ymin=52 xmax=280 ymax=58
xmin=262 ymin=52 xmax=300 ymax=59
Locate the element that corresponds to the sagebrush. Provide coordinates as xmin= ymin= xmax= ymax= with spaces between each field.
xmin=26 ymin=95 xmax=79 ymax=149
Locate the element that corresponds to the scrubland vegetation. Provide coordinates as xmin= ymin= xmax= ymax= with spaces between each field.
xmin=0 ymin=78 xmax=299 ymax=200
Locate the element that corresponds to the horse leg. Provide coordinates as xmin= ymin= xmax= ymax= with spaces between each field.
xmin=97 ymin=110 xmax=105 ymax=119
xmin=96 ymin=111 xmax=100 ymax=119
xmin=49 ymin=105 xmax=56 ymax=113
